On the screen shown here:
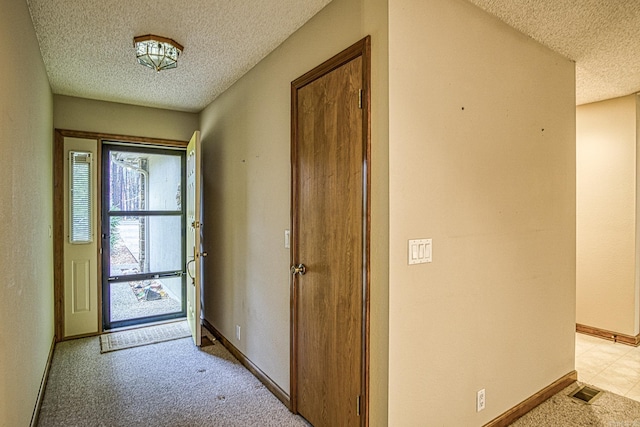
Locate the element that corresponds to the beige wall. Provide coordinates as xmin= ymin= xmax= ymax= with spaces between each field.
xmin=388 ymin=0 xmax=576 ymax=424
xmin=0 ymin=0 xmax=54 ymax=425
xmin=576 ymin=94 xmax=639 ymax=336
xmin=54 ymin=95 xmax=199 ymax=142
xmin=198 ymin=0 xmax=389 ymax=423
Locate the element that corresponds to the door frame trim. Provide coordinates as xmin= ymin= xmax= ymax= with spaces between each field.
xmin=53 ymin=129 xmax=188 ymax=341
xmin=290 ymin=36 xmax=371 ymax=426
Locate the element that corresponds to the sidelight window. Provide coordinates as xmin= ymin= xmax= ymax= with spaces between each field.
xmin=69 ymin=151 xmax=93 ymax=244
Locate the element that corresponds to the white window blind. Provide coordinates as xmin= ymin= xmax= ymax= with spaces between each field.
xmin=69 ymin=151 xmax=93 ymax=244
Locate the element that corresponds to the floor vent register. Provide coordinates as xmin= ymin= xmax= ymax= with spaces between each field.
xmin=570 ymin=385 xmax=603 ymax=404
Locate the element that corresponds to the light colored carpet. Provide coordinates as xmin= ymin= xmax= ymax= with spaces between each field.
xmin=42 ymin=333 xmax=640 ymax=426
xmin=510 ymin=382 xmax=640 ymax=426
xmin=39 ymin=335 xmax=309 ymax=427
xmin=100 ymin=320 xmax=191 ymax=353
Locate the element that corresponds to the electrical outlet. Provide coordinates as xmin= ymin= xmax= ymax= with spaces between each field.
xmin=236 ymin=325 xmax=241 ymax=341
xmin=477 ymin=389 xmax=486 ymax=412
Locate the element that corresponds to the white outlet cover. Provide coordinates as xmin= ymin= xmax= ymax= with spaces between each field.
xmin=477 ymin=389 xmax=486 ymax=412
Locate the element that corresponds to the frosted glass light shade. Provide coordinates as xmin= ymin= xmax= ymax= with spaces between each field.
xmin=134 ymin=34 xmax=183 ymax=72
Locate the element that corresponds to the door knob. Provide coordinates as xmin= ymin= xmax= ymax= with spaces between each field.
xmin=291 ymin=264 xmax=306 ymax=275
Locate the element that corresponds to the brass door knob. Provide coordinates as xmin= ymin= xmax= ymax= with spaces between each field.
xmin=290 ymin=264 xmax=306 ymax=275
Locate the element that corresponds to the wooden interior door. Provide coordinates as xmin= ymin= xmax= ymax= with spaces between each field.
xmin=291 ymin=37 xmax=370 ymax=427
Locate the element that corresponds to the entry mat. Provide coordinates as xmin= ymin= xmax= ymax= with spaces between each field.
xmin=100 ymin=320 xmax=191 ymax=353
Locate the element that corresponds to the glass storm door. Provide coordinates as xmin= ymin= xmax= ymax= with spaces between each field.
xmin=102 ymin=144 xmax=186 ymax=329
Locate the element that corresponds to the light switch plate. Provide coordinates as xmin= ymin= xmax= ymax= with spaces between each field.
xmin=408 ymin=239 xmax=432 ymax=265
xmin=284 ymin=230 xmax=290 ymax=249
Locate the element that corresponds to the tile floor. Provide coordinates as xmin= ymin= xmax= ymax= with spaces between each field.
xmin=575 ymin=332 xmax=640 ymax=402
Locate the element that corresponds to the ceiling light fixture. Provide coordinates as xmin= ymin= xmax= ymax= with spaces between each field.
xmin=133 ymin=34 xmax=183 ymax=72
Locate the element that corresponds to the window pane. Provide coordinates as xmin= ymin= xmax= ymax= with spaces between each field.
xmin=69 ymin=151 xmax=93 ymax=243
xmin=109 ymin=216 xmax=182 ymax=276
xmin=110 ymin=276 xmax=183 ymax=322
xmin=109 ymin=151 xmax=182 ymax=212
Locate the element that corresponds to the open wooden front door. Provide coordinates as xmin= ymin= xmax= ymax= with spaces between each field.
xmin=290 ymin=37 xmax=371 ymax=427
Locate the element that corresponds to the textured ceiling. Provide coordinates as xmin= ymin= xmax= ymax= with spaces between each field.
xmin=467 ymin=0 xmax=640 ymax=105
xmin=26 ymin=0 xmax=331 ymax=112
xmin=27 ymin=1 xmax=640 ymax=111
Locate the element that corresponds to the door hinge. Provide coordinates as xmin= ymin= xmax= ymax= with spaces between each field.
xmin=358 ymin=89 xmax=363 ymax=109
xmin=357 ymin=395 xmax=361 ymax=416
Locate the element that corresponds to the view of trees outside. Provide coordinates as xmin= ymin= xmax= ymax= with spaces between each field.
xmin=106 ymin=151 xmax=183 ymax=323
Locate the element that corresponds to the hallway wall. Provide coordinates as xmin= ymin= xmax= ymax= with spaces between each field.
xmin=388 ymin=0 xmax=576 ymax=424
xmin=0 ymin=0 xmax=55 ymax=425
xmin=199 ymin=0 xmax=389 ymax=423
xmin=54 ymin=95 xmax=199 ymax=142
xmin=576 ymin=94 xmax=640 ymax=336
